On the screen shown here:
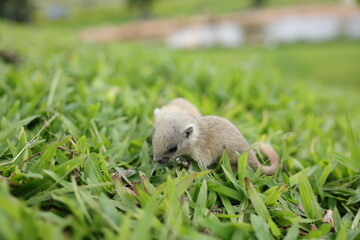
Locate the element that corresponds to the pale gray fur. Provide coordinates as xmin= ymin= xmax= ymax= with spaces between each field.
xmin=154 ymin=98 xmax=201 ymax=124
xmin=152 ymin=112 xmax=279 ymax=176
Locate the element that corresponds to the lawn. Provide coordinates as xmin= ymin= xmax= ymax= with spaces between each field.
xmin=174 ymin=41 xmax=360 ymax=90
xmin=0 ymin=22 xmax=359 ymax=239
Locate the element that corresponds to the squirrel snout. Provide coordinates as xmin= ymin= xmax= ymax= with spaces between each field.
xmin=153 ymin=156 xmax=170 ymax=163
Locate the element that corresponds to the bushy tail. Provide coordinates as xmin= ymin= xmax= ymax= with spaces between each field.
xmin=258 ymin=142 xmax=279 ymax=175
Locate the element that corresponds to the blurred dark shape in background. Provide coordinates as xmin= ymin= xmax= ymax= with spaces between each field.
xmin=126 ymin=0 xmax=156 ymax=19
xmin=0 ymin=50 xmax=22 ymax=65
xmin=252 ymin=0 xmax=267 ymax=8
xmin=125 ymin=0 xmax=269 ymax=20
xmin=0 ymin=0 xmax=35 ymax=23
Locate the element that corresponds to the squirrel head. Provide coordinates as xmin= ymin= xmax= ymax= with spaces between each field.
xmin=152 ymin=113 xmax=199 ymax=163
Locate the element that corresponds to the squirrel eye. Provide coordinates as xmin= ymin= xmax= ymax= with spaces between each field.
xmin=168 ymin=145 xmax=178 ymax=153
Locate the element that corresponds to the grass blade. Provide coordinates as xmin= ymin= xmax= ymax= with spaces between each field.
xmin=263 ymin=184 xmax=288 ymax=206
xmin=193 ymin=179 xmax=208 ymax=224
xmin=283 ymin=224 xmax=299 ymax=240
xmin=207 ymin=182 xmax=242 ymax=202
xmin=237 ymin=152 xmax=248 ymax=189
xmin=219 ymin=195 xmax=236 ymax=223
xmin=335 ymin=219 xmax=350 ymax=240
xmin=221 ymin=165 xmax=246 ymax=199
xmin=306 ymin=223 xmax=332 ymax=239
xmin=130 ymin=193 xmax=158 ymax=240
xmin=245 ymin=177 xmax=270 ymax=220
xmin=245 ymin=178 xmax=281 ymax=237
xmin=250 ymin=214 xmax=275 ymax=240
xmin=298 ymin=173 xmax=323 ymax=221
xmin=351 ymin=208 xmax=360 ymax=230
xmin=332 ymin=153 xmax=360 ymax=171
xmin=47 ymin=70 xmax=62 ymax=109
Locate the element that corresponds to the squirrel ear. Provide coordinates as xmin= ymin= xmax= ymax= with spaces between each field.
xmin=183 ymin=124 xmax=194 ymax=138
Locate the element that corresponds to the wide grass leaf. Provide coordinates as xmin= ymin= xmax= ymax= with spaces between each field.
xmin=263 ymin=184 xmax=288 ymax=206
xmin=345 ymin=118 xmax=360 ymax=163
xmin=245 ymin=178 xmax=281 ymax=237
xmin=283 ymin=224 xmax=299 ymax=240
xmin=250 ymin=214 xmax=275 ymax=240
xmin=237 ymin=152 xmax=248 ymax=189
xmin=332 ymin=153 xmax=360 ymax=171
xmin=245 ymin=178 xmax=270 ymax=220
xmin=335 ymin=219 xmax=350 ymax=240
xmin=219 ymin=195 xmax=236 ymax=223
xmin=207 ymin=182 xmax=242 ymax=202
xmin=298 ymin=173 xmax=323 ymax=221
xmin=193 ymin=179 xmax=208 ymax=224
xmin=221 ymin=165 xmax=245 ymax=199
xmin=318 ymin=162 xmax=333 ymax=187
xmin=130 ymin=192 xmax=158 ymax=240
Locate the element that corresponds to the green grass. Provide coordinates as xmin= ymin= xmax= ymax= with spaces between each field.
xmin=1 ymin=22 xmax=360 ymax=239
xmin=174 ymin=41 xmax=360 ymax=90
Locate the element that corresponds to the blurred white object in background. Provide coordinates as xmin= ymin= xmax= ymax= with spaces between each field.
xmin=166 ymin=22 xmax=243 ymax=49
xmin=214 ymin=22 xmax=243 ymax=47
xmin=166 ymin=25 xmax=214 ymax=49
xmin=341 ymin=0 xmax=356 ymax=5
xmin=344 ymin=15 xmax=360 ymax=39
xmin=265 ymin=16 xmax=339 ymax=44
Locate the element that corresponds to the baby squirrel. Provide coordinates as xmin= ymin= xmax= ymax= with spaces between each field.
xmin=152 ymin=100 xmax=279 ymax=175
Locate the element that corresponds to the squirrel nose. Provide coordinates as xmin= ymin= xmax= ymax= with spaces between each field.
xmin=153 ymin=156 xmax=170 ymax=163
